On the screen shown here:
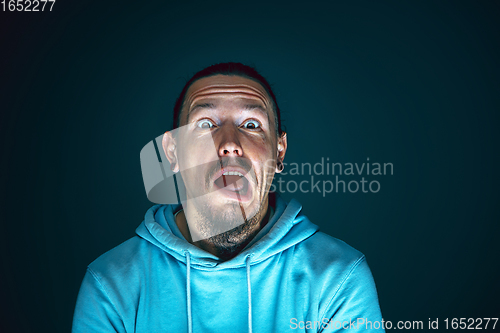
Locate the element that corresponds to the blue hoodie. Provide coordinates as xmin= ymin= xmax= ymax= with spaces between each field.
xmin=72 ymin=195 xmax=384 ymax=332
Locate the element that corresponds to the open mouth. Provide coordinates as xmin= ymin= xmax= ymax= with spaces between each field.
xmin=212 ymin=169 xmax=252 ymax=202
xmin=214 ymin=171 xmax=248 ymax=194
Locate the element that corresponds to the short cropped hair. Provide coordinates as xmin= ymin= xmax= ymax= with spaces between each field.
xmin=172 ymin=62 xmax=282 ymax=135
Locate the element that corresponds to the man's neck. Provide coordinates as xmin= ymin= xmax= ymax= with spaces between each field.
xmin=175 ymin=201 xmax=272 ymax=261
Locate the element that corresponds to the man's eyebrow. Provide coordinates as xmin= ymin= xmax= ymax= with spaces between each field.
xmin=243 ymin=104 xmax=267 ymax=112
xmin=186 ymin=103 xmax=215 ymax=122
xmin=190 ymin=102 xmax=216 ymax=113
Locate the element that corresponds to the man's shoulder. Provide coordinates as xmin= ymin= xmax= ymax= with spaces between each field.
xmin=87 ymin=236 xmax=153 ymax=281
xmin=295 ymin=230 xmax=366 ymax=272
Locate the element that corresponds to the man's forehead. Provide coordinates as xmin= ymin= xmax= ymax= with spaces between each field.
xmin=183 ymin=75 xmax=272 ymax=113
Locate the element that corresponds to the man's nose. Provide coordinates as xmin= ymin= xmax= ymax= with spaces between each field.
xmin=217 ymin=125 xmax=243 ymax=157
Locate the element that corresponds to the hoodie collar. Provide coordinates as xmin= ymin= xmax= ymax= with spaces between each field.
xmin=135 ymin=194 xmax=318 ymax=269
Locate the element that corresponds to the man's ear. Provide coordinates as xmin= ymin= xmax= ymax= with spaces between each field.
xmin=276 ymin=132 xmax=287 ymax=173
xmin=162 ymin=131 xmax=179 ymax=173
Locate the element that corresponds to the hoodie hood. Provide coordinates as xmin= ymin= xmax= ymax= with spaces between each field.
xmin=135 ymin=194 xmax=319 ymax=269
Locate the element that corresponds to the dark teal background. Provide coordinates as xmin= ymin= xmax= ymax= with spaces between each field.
xmin=1 ymin=1 xmax=499 ymax=332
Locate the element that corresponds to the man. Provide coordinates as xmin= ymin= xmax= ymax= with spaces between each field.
xmin=72 ymin=62 xmax=385 ymax=332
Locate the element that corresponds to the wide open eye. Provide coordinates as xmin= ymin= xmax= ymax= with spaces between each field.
xmin=197 ymin=119 xmax=215 ymax=129
xmin=242 ymin=120 xmax=261 ymax=129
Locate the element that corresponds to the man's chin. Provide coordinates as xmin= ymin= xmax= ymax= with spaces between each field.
xmin=185 ymin=193 xmax=264 ymax=242
xmin=210 ymin=197 xmax=255 ymax=216
xmin=211 ymin=188 xmax=263 ymax=213
xmin=207 ymin=193 xmax=262 ymax=220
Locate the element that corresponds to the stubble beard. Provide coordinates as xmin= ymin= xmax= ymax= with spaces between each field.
xmin=194 ymin=196 xmax=265 ymax=260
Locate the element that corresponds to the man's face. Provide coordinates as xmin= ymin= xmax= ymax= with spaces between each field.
xmin=170 ymin=74 xmax=285 ymax=239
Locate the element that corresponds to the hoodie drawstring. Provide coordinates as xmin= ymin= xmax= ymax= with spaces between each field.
xmin=186 ymin=251 xmax=193 ymax=333
xmin=246 ymin=255 xmax=253 ymax=333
